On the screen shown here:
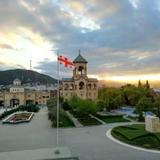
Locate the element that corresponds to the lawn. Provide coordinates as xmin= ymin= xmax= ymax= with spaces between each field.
xmin=111 ymin=124 xmax=160 ymax=150
xmin=48 ymin=109 xmax=75 ymax=128
xmin=70 ymin=111 xmax=102 ymax=126
xmin=78 ymin=117 xmax=102 ymax=126
xmin=59 ymin=114 xmax=75 ymax=127
xmin=52 ymin=114 xmax=75 ymax=128
xmin=96 ymin=114 xmax=130 ymax=123
xmin=127 ymin=115 xmax=138 ymax=121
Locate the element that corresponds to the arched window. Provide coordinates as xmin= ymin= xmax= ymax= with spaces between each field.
xmin=64 ymin=84 xmax=69 ymax=90
xmin=78 ymin=66 xmax=84 ymax=75
xmin=79 ymin=82 xmax=85 ymax=90
xmin=70 ymin=84 xmax=74 ymax=90
xmin=94 ymin=84 xmax=97 ymax=89
xmin=88 ymin=84 xmax=92 ymax=90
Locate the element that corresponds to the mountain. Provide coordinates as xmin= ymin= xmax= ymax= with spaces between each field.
xmin=0 ymin=69 xmax=57 ymax=85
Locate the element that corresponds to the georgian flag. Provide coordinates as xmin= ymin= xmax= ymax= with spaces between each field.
xmin=58 ymin=55 xmax=74 ymax=68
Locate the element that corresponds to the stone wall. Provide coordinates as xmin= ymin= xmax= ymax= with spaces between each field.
xmin=145 ymin=116 xmax=160 ymax=133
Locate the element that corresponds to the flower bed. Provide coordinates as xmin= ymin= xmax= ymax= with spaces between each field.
xmin=2 ymin=112 xmax=34 ymax=124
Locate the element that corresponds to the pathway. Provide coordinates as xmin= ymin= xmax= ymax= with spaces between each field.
xmin=89 ymin=114 xmax=106 ymax=124
xmin=66 ymin=111 xmax=83 ymax=128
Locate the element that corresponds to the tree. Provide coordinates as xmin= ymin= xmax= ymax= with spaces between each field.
xmin=76 ymin=99 xmax=97 ymax=115
xmin=136 ymin=96 xmax=153 ymax=114
xmin=154 ymin=96 xmax=160 ymax=117
xmin=138 ymin=80 xmax=142 ymax=88
xmin=69 ymin=96 xmax=79 ymax=110
xmin=122 ymin=84 xmax=151 ymax=106
xmin=96 ymin=99 xmax=106 ymax=111
xmin=69 ymin=97 xmax=98 ymax=115
xmin=98 ymin=87 xmax=124 ymax=110
xmin=145 ymin=80 xmax=150 ymax=89
xmin=62 ymin=100 xmax=71 ymax=110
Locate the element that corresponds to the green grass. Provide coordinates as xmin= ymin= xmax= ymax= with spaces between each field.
xmin=69 ymin=110 xmax=89 ymax=118
xmin=127 ymin=115 xmax=138 ymax=121
xmin=78 ymin=117 xmax=102 ymax=126
xmin=52 ymin=115 xmax=75 ymax=128
xmin=48 ymin=109 xmax=75 ymax=128
xmin=111 ymin=124 xmax=160 ymax=150
xmin=70 ymin=110 xmax=102 ymax=126
xmin=96 ymin=114 xmax=130 ymax=123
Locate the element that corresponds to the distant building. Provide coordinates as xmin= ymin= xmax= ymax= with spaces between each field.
xmin=61 ymin=53 xmax=98 ymax=100
xmin=13 ymin=78 xmax=21 ymax=86
xmin=0 ymin=79 xmax=56 ymax=107
xmin=10 ymin=78 xmax=24 ymax=93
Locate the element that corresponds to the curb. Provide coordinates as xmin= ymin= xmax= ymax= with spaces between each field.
xmin=106 ymin=128 xmax=160 ymax=154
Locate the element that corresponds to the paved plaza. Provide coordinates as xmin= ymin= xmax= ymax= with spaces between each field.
xmin=0 ymin=107 xmax=160 ymax=160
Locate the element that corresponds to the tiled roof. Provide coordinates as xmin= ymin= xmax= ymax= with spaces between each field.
xmin=88 ymin=78 xmax=98 ymax=82
xmin=62 ymin=78 xmax=73 ymax=82
xmin=73 ymin=54 xmax=87 ymax=63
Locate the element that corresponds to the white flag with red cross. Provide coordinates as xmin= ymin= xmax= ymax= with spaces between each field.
xmin=58 ymin=55 xmax=74 ymax=69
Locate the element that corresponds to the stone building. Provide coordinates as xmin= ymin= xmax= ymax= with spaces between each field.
xmin=61 ymin=53 xmax=98 ymax=100
xmin=0 ymin=78 xmax=54 ymax=107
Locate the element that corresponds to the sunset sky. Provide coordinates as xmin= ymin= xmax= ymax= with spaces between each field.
xmin=0 ymin=0 xmax=160 ymax=85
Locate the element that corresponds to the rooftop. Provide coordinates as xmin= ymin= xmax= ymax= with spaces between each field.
xmin=73 ymin=53 xmax=87 ymax=63
xmin=62 ymin=78 xmax=73 ymax=82
xmin=88 ymin=78 xmax=98 ymax=82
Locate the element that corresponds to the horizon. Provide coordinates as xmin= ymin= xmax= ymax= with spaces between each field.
xmin=0 ymin=0 xmax=160 ymax=86
xmin=0 ymin=68 xmax=160 ymax=88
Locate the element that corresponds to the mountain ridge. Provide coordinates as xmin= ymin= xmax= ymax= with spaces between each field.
xmin=0 ymin=69 xmax=57 ymax=85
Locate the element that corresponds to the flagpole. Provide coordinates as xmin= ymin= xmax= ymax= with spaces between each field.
xmin=56 ymin=50 xmax=60 ymax=152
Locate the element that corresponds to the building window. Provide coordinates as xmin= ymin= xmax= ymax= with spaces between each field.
xmin=78 ymin=66 xmax=84 ymax=75
xmin=88 ymin=84 xmax=92 ymax=90
xmin=94 ymin=84 xmax=97 ymax=89
xmin=79 ymin=82 xmax=85 ymax=90
xmin=70 ymin=84 xmax=74 ymax=90
xmin=64 ymin=84 xmax=69 ymax=90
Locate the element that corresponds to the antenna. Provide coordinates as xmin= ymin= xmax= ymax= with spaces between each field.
xmin=78 ymin=49 xmax=81 ymax=55
xmin=30 ymin=58 xmax=32 ymax=70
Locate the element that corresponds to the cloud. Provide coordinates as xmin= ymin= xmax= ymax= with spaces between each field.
xmin=0 ymin=44 xmax=15 ymax=50
xmin=0 ymin=61 xmax=24 ymax=71
xmin=0 ymin=0 xmax=160 ymax=82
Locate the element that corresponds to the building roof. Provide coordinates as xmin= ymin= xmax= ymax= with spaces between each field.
xmin=13 ymin=78 xmax=21 ymax=82
xmin=73 ymin=53 xmax=87 ymax=63
xmin=62 ymin=78 xmax=73 ymax=82
xmin=88 ymin=78 xmax=98 ymax=82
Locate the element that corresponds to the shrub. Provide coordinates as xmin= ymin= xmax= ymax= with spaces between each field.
xmin=138 ymin=112 xmax=144 ymax=122
xmin=62 ymin=100 xmax=71 ymax=110
xmin=47 ymin=98 xmax=57 ymax=111
xmin=69 ymin=96 xmax=98 ymax=116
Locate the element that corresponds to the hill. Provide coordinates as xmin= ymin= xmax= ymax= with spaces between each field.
xmin=0 ymin=69 xmax=57 ymax=85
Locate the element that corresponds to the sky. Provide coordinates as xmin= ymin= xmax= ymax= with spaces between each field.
xmin=0 ymin=0 xmax=160 ymax=85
